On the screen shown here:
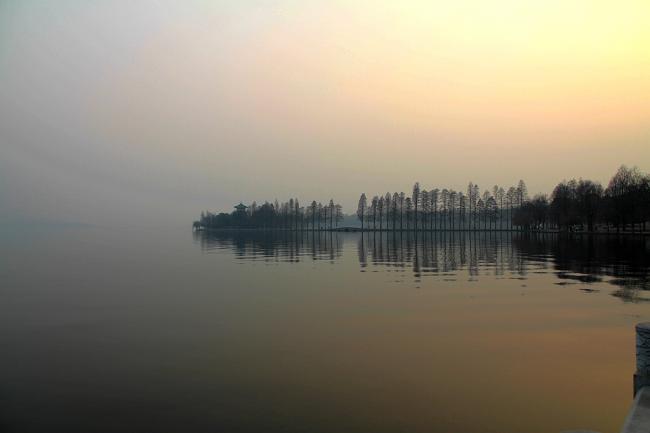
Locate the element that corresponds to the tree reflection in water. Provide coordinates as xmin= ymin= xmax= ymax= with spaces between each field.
xmin=194 ymin=230 xmax=649 ymax=301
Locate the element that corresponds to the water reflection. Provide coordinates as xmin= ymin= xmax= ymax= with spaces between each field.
xmin=358 ymin=231 xmax=528 ymax=280
xmin=3 ymin=227 xmax=650 ymax=433
xmin=514 ymin=234 xmax=650 ymax=300
xmin=195 ymin=230 xmax=650 ymax=300
xmin=194 ymin=229 xmax=344 ymax=262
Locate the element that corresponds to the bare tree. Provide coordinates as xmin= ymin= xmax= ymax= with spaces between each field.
xmin=476 ymin=198 xmax=485 ymax=230
xmin=412 ymin=182 xmax=420 ymax=231
xmin=517 ymin=180 xmax=528 ymax=208
xmin=357 ymin=194 xmax=367 ymax=231
xmin=370 ymin=196 xmax=379 ymax=230
xmin=378 ymin=196 xmax=385 ymax=231
xmin=335 ymin=204 xmax=343 ymax=229
xmin=392 ymin=192 xmax=399 ymax=231
xmin=405 ymin=197 xmax=413 ymax=230
xmin=384 ymin=193 xmax=392 ymax=229
xmin=496 ymin=187 xmax=505 ymax=230
xmin=309 ymin=201 xmax=316 ymax=230
xmin=471 ymin=184 xmax=479 ymax=230
xmin=606 ymin=165 xmax=645 ymax=232
xmin=448 ymin=190 xmax=457 ymax=230
xmin=506 ymin=187 xmax=516 ymax=230
xmin=486 ymin=196 xmax=498 ymax=230
xmin=440 ymin=189 xmax=449 ymax=230
xmin=467 ymin=182 xmax=474 ymax=230
xmin=430 ymin=189 xmax=439 ymax=230
xmin=575 ymin=180 xmax=603 ymax=232
xmin=317 ymin=202 xmax=323 ymax=230
xmin=458 ymin=191 xmax=467 ymax=230
xmin=399 ymin=192 xmax=406 ymax=230
xmin=421 ymin=189 xmax=430 ymax=231
xmin=294 ymin=199 xmax=300 ymax=231
xmin=482 ymin=191 xmax=492 ymax=230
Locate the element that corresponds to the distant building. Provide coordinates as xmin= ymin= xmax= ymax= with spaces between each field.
xmin=234 ymin=203 xmax=248 ymax=213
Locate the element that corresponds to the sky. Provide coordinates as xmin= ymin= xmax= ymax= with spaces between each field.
xmin=1 ymin=0 xmax=649 ymax=228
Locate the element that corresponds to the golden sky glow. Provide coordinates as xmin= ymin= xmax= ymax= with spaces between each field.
xmin=1 ymin=1 xmax=649 ymax=224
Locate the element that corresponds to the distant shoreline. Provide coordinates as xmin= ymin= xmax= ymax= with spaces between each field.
xmin=194 ymin=227 xmax=649 ymax=236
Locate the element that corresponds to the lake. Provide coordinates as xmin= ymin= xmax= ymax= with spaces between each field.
xmin=1 ymin=226 xmax=649 ymax=433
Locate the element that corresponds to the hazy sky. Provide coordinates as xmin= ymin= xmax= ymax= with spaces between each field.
xmin=1 ymin=1 xmax=649 ymax=227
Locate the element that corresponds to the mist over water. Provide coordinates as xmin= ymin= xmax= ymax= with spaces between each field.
xmin=2 ymin=2 xmax=650 ymax=432
xmin=2 ymin=1 xmax=649 ymax=229
xmin=2 ymin=226 xmax=648 ymax=433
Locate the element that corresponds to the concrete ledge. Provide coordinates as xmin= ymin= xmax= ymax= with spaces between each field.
xmin=622 ymin=386 xmax=650 ymax=433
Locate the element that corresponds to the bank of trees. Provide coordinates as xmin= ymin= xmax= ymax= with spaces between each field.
xmin=196 ymin=166 xmax=649 ymax=232
xmin=356 ymin=180 xmax=528 ymax=231
xmin=514 ymin=166 xmax=650 ymax=232
xmin=356 ymin=165 xmax=650 ymax=232
xmin=195 ymin=199 xmax=343 ymax=230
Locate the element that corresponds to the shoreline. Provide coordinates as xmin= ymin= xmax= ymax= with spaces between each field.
xmin=194 ymin=227 xmax=650 ymax=236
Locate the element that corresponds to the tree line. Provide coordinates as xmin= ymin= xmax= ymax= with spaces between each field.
xmin=195 ymin=199 xmax=343 ymax=230
xmin=356 ymin=165 xmax=650 ymax=233
xmin=514 ymin=165 xmax=650 ymax=232
xmin=357 ymin=180 xmax=527 ymax=232
xmin=194 ymin=165 xmax=649 ymax=233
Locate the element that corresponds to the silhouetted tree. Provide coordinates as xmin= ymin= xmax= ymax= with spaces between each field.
xmin=476 ymin=198 xmax=485 ymax=230
xmin=405 ymin=197 xmax=413 ymax=230
xmin=317 ymin=202 xmax=323 ymax=230
xmin=641 ymin=175 xmax=650 ymax=231
xmin=399 ymin=192 xmax=406 ymax=230
xmin=517 ymin=180 xmax=528 ymax=208
xmin=431 ymin=189 xmax=439 ymax=230
xmin=472 ymin=184 xmax=481 ymax=230
xmin=550 ymin=180 xmax=578 ymax=231
xmin=311 ymin=200 xmax=318 ymax=230
xmin=440 ymin=189 xmax=449 ymax=230
xmin=486 ymin=196 xmax=497 ymax=229
xmin=371 ymin=196 xmax=379 ymax=230
xmin=575 ymin=180 xmax=603 ymax=232
xmin=196 ymin=166 xmax=648 ymax=234
xmin=482 ymin=191 xmax=492 ymax=230
xmin=506 ymin=186 xmax=516 ymax=230
xmin=197 ymin=197 xmax=341 ymax=231
xmin=335 ymin=204 xmax=343 ymax=228
xmin=412 ymin=182 xmax=420 ymax=231
xmin=449 ymin=190 xmax=457 ymax=230
xmin=467 ymin=182 xmax=474 ymax=230
xmin=384 ymin=193 xmax=391 ymax=229
xmin=458 ymin=192 xmax=466 ymax=229
xmin=605 ymin=165 xmax=647 ymax=232
xmin=392 ymin=192 xmax=399 ymax=231
xmin=514 ymin=194 xmax=548 ymax=230
xmin=496 ymin=187 xmax=505 ymax=230
xmin=357 ymin=193 xmax=367 ymax=231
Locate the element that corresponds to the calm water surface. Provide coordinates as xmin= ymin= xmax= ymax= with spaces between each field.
xmin=1 ymin=226 xmax=650 ymax=433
